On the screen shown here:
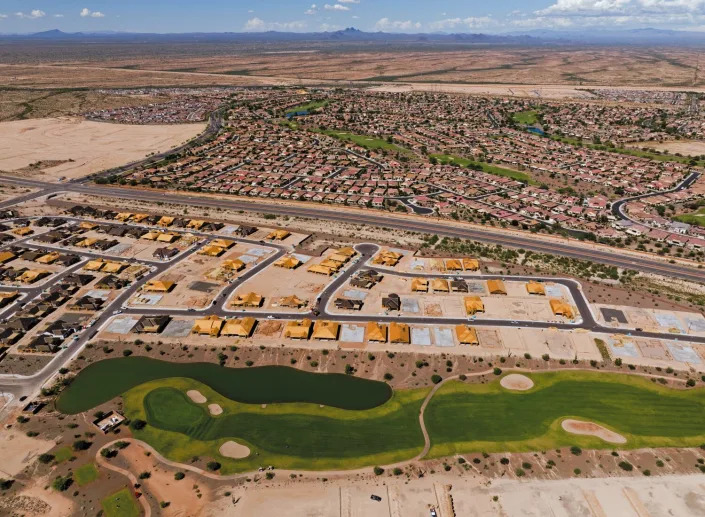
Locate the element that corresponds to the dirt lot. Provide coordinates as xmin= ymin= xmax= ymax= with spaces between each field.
xmin=0 ymin=117 xmax=205 ymax=182
xmin=630 ymin=140 xmax=705 ymax=157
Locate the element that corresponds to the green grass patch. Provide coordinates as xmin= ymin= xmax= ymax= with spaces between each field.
xmin=550 ymin=135 xmax=705 ymax=166
xmin=285 ymin=100 xmax=329 ymax=115
xmin=430 ymin=154 xmax=536 ymax=184
xmin=57 ymin=357 xmax=391 ymax=414
xmin=73 ymin=462 xmax=99 ymax=486
xmin=53 ymin=446 xmax=73 ymax=464
xmin=318 ymin=129 xmax=408 ymax=153
xmin=426 ymin=371 xmax=705 ymax=458
xmin=674 ymin=207 xmax=705 ymax=227
xmin=125 ymin=377 xmax=427 ymax=473
xmin=512 ymin=110 xmax=539 ymax=125
xmin=101 ymin=487 xmax=141 ymax=517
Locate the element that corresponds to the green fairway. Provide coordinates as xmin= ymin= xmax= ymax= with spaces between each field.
xmin=56 ymin=357 xmax=391 ymax=414
xmin=318 ymin=129 xmax=408 ymax=153
xmin=674 ymin=207 xmax=705 ymax=227
xmin=73 ymin=462 xmax=99 ymax=486
xmin=512 ymin=110 xmax=539 ymax=125
xmin=285 ymin=99 xmax=329 ymax=115
xmin=430 ymin=154 xmax=536 ymax=184
xmin=125 ymin=377 xmax=428 ymax=473
xmin=550 ymin=134 xmax=705 ymax=167
xmin=101 ymin=487 xmax=141 ymax=517
xmin=426 ymin=372 xmax=705 ymax=457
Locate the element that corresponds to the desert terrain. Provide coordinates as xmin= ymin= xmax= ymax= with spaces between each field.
xmin=0 ymin=117 xmax=205 ymax=181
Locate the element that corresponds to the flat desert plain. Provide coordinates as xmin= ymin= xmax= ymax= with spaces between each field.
xmin=213 ymin=473 xmax=705 ymax=517
xmin=0 ymin=117 xmax=205 ymax=181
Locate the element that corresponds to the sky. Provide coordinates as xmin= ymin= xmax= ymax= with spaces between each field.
xmin=3 ymin=0 xmax=705 ymax=33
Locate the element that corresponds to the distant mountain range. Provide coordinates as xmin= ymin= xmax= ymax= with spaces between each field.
xmin=2 ymin=27 xmax=705 ymax=46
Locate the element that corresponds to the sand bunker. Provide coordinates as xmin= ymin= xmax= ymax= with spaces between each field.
xmin=187 ymin=390 xmax=207 ymax=404
xmin=500 ymin=374 xmax=534 ymax=391
xmin=208 ymin=404 xmax=223 ymax=416
xmin=219 ymin=440 xmax=250 ymax=459
xmin=562 ymin=419 xmax=627 ymax=444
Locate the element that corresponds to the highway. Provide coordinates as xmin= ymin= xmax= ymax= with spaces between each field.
xmin=1 ymin=174 xmax=703 ymax=283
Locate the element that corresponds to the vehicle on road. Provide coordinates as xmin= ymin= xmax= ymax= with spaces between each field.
xmin=370 ymin=495 xmax=382 ymax=502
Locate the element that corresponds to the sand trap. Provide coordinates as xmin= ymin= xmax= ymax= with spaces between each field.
xmin=500 ymin=374 xmax=534 ymax=391
xmin=562 ymin=419 xmax=627 ymax=444
xmin=219 ymin=440 xmax=250 ymax=459
xmin=208 ymin=403 xmax=223 ymax=416
xmin=187 ymin=390 xmax=207 ymax=404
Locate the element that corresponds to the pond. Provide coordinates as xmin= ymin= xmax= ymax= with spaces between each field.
xmin=56 ymin=356 xmax=392 ymax=414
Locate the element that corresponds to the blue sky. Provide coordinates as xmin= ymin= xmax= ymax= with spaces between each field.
xmin=3 ymin=0 xmax=705 ymax=33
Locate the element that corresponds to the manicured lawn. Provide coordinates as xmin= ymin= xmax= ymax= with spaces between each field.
xmin=285 ymin=99 xmax=329 ymax=115
xmin=125 ymin=377 xmax=428 ymax=473
xmin=430 ymin=154 xmax=536 ymax=184
xmin=318 ymin=129 xmax=408 ymax=153
xmin=674 ymin=207 xmax=705 ymax=227
xmin=73 ymin=462 xmax=99 ymax=486
xmin=57 ymin=357 xmax=391 ymax=414
xmin=426 ymin=371 xmax=705 ymax=458
xmin=512 ymin=110 xmax=539 ymax=125
xmin=101 ymin=487 xmax=141 ymax=517
xmin=53 ymin=446 xmax=73 ymax=464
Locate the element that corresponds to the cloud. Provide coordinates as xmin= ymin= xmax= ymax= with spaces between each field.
xmin=16 ymin=9 xmax=46 ymax=19
xmin=324 ymin=4 xmax=350 ymax=11
xmin=320 ymin=23 xmax=343 ymax=31
xmin=305 ymin=4 xmax=318 ymax=15
xmin=521 ymin=0 xmax=705 ymax=27
xmin=375 ymin=18 xmax=422 ymax=31
xmin=243 ymin=17 xmax=307 ymax=31
xmin=538 ymin=0 xmax=705 ymax=16
xmin=429 ymin=16 xmax=493 ymax=30
xmin=338 ymin=0 xmax=360 ymax=3
xmin=80 ymin=8 xmax=105 ymax=18
xmin=54 ymin=14 xmax=64 ymax=18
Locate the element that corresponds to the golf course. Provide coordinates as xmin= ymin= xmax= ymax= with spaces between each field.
xmin=57 ymin=358 xmax=705 ymax=474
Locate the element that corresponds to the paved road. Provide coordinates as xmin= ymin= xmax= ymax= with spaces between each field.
xmin=611 ymin=171 xmax=701 ymax=224
xmin=1 ymin=175 xmax=702 ymax=283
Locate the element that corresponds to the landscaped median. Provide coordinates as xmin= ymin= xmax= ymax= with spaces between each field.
xmin=56 ymin=358 xmax=705 ymax=474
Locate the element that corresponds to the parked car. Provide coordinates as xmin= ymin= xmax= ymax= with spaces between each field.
xmin=370 ymin=495 xmax=382 ymax=502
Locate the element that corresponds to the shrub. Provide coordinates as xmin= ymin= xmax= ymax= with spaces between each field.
xmin=574 ymin=468 xmax=581 ymax=475
xmin=72 ymin=440 xmax=92 ymax=451
xmin=207 ymin=461 xmax=221 ymax=471
xmin=392 ymin=467 xmax=403 ymax=476
xmin=383 ymin=373 xmax=393 ymax=381
xmin=265 ymin=472 xmax=275 ymax=480
xmin=493 ymin=367 xmax=502 ymax=375
xmin=38 ymin=453 xmax=55 ymax=464
xmin=500 ymin=457 xmax=510 ymax=465
xmin=373 ymin=466 xmax=384 ymax=475
xmin=52 ymin=475 xmax=73 ymax=492
xmin=642 ymin=469 xmax=651 ymax=476
xmin=0 ymin=479 xmax=14 ymax=490
xmin=687 ymin=379 xmax=696 ymax=387
xmin=618 ymin=461 xmax=633 ymax=471
xmin=524 ymin=353 xmax=531 ymax=359
xmin=160 ymin=501 xmax=170 ymax=508
xmin=114 ymin=441 xmax=130 ymax=449
xmin=122 ymin=349 xmax=133 ymax=357
xmin=130 ymin=419 xmax=147 ymax=430
xmin=174 ymin=472 xmax=185 ymax=480
xmin=431 ymin=374 xmax=442 ymax=384
xmin=139 ymin=471 xmax=151 ymax=479
xmin=570 ymin=446 xmax=582 ymax=456
xmin=515 ymin=468 xmax=525 ymax=477
xmin=542 ymin=354 xmax=550 ymax=361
